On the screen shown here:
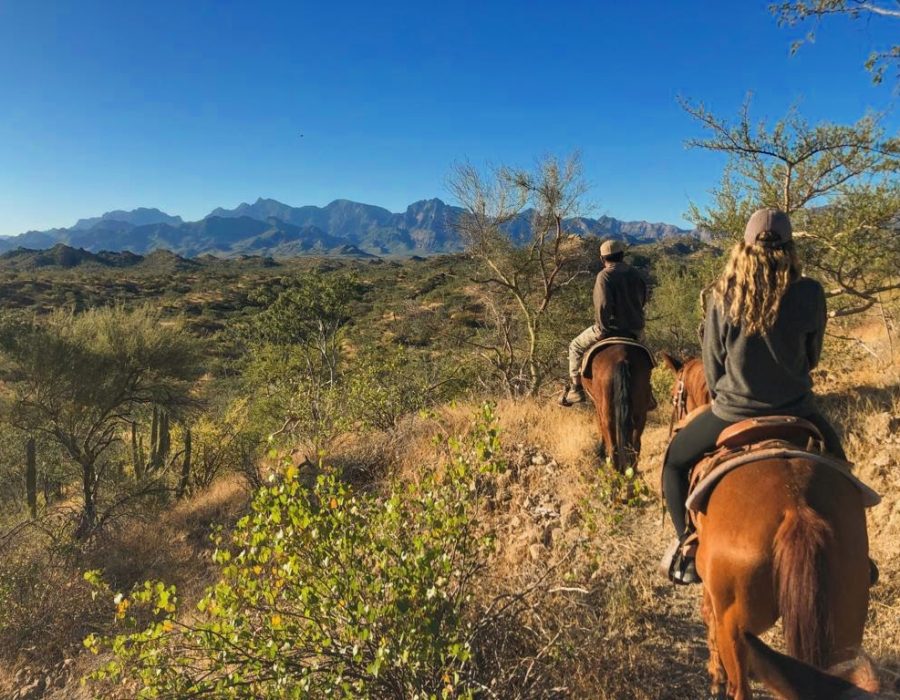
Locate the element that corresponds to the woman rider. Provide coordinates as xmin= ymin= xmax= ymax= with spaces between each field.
xmin=661 ymin=208 xmax=846 ymax=585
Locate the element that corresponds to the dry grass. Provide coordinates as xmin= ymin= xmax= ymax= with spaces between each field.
xmin=83 ymin=474 xmax=250 ymax=598
xmin=0 ymin=474 xmax=251 ymax=700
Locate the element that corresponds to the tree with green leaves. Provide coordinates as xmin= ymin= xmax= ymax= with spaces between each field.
xmin=645 ymin=252 xmax=722 ymax=356
xmin=771 ymin=0 xmax=900 ymax=83
xmin=448 ymin=153 xmax=590 ymax=397
xmin=0 ymin=306 xmax=201 ymax=536
xmin=683 ymin=98 xmax=899 ymax=316
xmin=239 ymin=272 xmax=364 ymax=452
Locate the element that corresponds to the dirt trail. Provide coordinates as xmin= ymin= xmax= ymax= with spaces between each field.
xmin=492 ymin=393 xmax=895 ymax=698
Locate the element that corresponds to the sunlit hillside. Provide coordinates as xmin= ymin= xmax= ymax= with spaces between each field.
xmin=0 ymin=246 xmax=896 ymax=699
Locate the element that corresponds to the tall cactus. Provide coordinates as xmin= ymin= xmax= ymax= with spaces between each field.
xmin=25 ymin=437 xmax=36 ymax=518
xmin=178 ymin=428 xmax=192 ymax=498
xmin=149 ymin=406 xmax=160 ymax=472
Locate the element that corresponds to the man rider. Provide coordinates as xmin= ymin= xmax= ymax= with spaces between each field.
xmin=559 ymin=239 xmax=648 ymax=406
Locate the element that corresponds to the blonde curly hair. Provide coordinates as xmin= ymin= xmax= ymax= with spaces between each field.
xmin=713 ymin=240 xmax=801 ymax=336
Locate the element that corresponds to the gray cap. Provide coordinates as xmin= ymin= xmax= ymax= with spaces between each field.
xmin=744 ymin=208 xmax=792 ymax=247
xmin=600 ymin=239 xmax=625 ymax=257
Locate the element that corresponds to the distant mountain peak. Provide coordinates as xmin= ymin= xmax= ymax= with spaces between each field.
xmin=3 ymin=197 xmax=692 ymax=259
xmin=72 ymin=207 xmax=183 ymax=231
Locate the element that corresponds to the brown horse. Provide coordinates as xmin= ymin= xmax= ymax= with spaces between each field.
xmin=661 ymin=353 xmax=710 ymax=434
xmin=581 ymin=343 xmax=653 ymax=473
xmin=662 ymin=354 xmax=876 ymax=700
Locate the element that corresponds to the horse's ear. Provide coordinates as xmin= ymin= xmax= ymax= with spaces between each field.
xmin=743 ymin=633 xmax=874 ymax=700
xmin=660 ymin=352 xmax=683 ymax=373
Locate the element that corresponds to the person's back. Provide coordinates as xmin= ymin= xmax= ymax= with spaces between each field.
xmin=593 ymin=260 xmax=647 ymax=337
xmin=704 ymin=275 xmax=826 ymax=421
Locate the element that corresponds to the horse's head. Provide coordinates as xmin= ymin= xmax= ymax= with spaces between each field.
xmin=660 ymin=353 xmax=711 ymax=428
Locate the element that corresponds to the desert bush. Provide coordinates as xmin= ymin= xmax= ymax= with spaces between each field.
xmin=449 ymin=154 xmax=592 ymax=398
xmin=86 ymin=405 xmax=505 ymax=699
xmin=182 ymin=399 xmax=261 ymax=493
xmin=346 ymin=344 xmax=466 ymax=432
xmin=238 ymin=272 xmax=365 ymax=454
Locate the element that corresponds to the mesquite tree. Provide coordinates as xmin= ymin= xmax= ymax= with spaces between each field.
xmin=683 ymin=99 xmax=900 ymax=316
xmin=448 ymin=153 xmax=590 ymax=397
xmin=0 ymin=306 xmax=201 ymax=537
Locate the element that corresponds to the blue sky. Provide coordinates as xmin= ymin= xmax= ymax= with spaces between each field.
xmin=0 ymin=0 xmax=896 ymax=235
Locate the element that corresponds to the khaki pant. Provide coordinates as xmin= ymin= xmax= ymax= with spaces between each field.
xmin=567 ymin=326 xmax=644 ymax=384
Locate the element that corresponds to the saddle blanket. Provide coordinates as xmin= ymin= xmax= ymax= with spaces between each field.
xmin=686 ymin=444 xmax=882 ymax=513
xmin=580 ymin=337 xmax=655 ymax=378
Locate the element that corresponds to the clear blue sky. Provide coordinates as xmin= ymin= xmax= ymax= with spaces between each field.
xmin=0 ymin=0 xmax=896 ymax=236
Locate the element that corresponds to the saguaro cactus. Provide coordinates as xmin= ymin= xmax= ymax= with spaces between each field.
xmin=149 ymin=407 xmax=160 ymax=471
xmin=149 ymin=407 xmax=172 ymax=472
xmin=25 ymin=437 xmax=36 ymax=518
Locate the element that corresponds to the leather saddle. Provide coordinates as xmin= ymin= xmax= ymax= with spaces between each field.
xmin=715 ymin=415 xmax=823 ymax=451
xmin=580 ymin=336 xmax=655 ymax=379
xmin=684 ymin=415 xmax=881 ymax=517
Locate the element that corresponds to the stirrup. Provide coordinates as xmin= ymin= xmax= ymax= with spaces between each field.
xmin=664 ymin=532 xmax=701 ymax=585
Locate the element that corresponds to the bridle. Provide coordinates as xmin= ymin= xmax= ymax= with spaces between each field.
xmin=667 ymin=369 xmax=689 ymax=440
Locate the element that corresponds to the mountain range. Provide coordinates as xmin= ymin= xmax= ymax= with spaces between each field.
xmin=0 ymin=198 xmax=691 ymax=258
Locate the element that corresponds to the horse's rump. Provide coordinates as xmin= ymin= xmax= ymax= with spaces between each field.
xmin=580 ymin=336 xmax=654 ymax=379
xmin=583 ymin=343 xmax=653 ymax=473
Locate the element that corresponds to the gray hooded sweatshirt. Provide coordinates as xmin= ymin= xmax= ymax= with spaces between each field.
xmin=702 ymin=276 xmax=826 ymax=422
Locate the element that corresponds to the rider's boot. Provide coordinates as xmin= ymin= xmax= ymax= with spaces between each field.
xmin=558 ymin=381 xmax=586 ymax=407
xmin=659 ymin=532 xmax=701 ymax=585
xmin=870 ymin=557 xmax=879 ymax=586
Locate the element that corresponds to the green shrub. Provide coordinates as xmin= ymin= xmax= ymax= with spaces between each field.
xmin=86 ymin=405 xmax=504 ymax=699
xmin=650 ymin=365 xmax=675 ymax=410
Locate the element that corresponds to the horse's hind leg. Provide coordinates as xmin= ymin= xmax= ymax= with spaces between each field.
xmin=702 ymin=589 xmax=728 ymax=698
xmin=716 ymin=610 xmax=752 ymax=699
xmin=594 ymin=379 xmax=616 ymax=468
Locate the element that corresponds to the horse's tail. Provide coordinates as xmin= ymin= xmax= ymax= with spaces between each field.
xmin=774 ymin=501 xmax=832 ymax=668
xmin=612 ymin=360 xmax=632 ymax=472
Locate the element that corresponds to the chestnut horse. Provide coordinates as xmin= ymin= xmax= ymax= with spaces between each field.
xmin=661 ymin=354 xmax=876 ymax=699
xmin=581 ymin=343 xmax=653 ymax=473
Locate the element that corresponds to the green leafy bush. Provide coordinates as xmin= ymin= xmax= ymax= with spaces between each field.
xmin=86 ymin=405 xmax=505 ymax=699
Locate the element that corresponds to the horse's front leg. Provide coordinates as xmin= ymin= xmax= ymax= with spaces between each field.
xmin=702 ymin=587 xmax=728 ymax=699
